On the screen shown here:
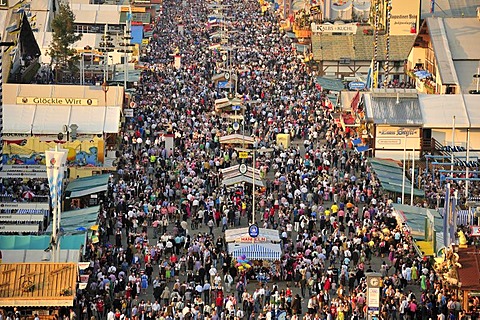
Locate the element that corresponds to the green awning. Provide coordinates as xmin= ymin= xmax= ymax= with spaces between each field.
xmin=286 ymin=31 xmax=296 ymax=39
xmin=119 ymin=12 xmax=151 ymax=24
xmin=61 ymin=206 xmax=100 ymax=220
xmin=369 ymin=158 xmax=424 ymax=197
xmin=315 ymin=77 xmax=345 ymax=92
xmin=327 ymin=94 xmax=337 ymax=106
xmin=0 ymin=236 xmax=49 ymax=250
xmin=60 ymin=234 xmax=87 ymax=250
xmin=65 ymin=174 xmax=110 ymax=198
xmin=0 ymin=234 xmax=86 ymax=250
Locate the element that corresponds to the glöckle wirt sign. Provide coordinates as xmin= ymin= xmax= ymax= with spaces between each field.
xmin=16 ymin=97 xmax=98 ymax=106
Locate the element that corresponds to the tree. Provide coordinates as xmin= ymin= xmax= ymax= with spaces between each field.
xmin=48 ymin=2 xmax=82 ymax=81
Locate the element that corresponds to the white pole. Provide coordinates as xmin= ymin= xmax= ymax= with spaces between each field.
xmin=477 ymin=66 xmax=479 ymax=93
xmin=52 ymin=201 xmax=57 ymax=262
xmin=104 ymin=24 xmax=108 ymax=82
xmin=411 ymin=147 xmax=415 ymax=206
xmin=80 ymin=52 xmax=83 ymax=85
xmin=252 ymin=142 xmax=255 ymax=225
xmin=466 ymin=128 xmax=470 ymax=198
xmin=401 ymin=134 xmax=407 ymax=204
xmin=451 ymin=116 xmax=455 ymax=177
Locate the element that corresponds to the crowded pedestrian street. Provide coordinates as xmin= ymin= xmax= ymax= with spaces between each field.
xmin=67 ymin=0 xmax=464 ymax=320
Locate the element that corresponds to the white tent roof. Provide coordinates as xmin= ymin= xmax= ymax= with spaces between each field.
xmin=1 ymin=250 xmax=80 ymax=263
xmin=419 ymin=94 xmax=480 ymax=128
xmin=4 ymin=104 xmax=121 ymax=134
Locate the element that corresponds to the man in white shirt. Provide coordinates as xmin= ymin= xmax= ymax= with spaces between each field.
xmin=209 ymin=265 xmax=217 ymax=284
xmin=107 ymin=310 xmax=115 ymax=320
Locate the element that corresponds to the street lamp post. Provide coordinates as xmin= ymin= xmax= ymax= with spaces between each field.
xmin=401 ymin=133 xmax=407 ymax=204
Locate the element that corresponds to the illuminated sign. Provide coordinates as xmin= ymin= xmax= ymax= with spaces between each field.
xmin=16 ymin=97 xmax=98 ymax=106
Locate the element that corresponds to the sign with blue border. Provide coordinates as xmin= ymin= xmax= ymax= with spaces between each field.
xmin=248 ymin=224 xmax=259 ymax=238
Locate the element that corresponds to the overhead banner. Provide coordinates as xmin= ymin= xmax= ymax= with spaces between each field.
xmin=0 ymin=224 xmax=40 ymax=233
xmin=0 ymin=214 xmax=45 ymax=222
xmin=311 ymin=22 xmax=358 ymax=34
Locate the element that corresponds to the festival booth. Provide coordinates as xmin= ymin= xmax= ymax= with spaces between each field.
xmin=219 ymin=134 xmax=255 ymax=147
xmin=225 ymin=228 xmax=283 ymax=283
xmin=391 ymin=203 xmax=443 ymax=256
xmin=212 ymin=72 xmax=238 ymax=91
xmin=225 ymin=227 xmax=281 ymax=243
xmin=0 ymin=262 xmax=78 ymax=316
xmin=455 ymin=246 xmax=480 ymax=313
xmin=220 ymin=165 xmax=265 ymax=188
xmin=64 ymin=174 xmax=110 ymax=210
xmin=214 ymin=97 xmax=245 ymax=114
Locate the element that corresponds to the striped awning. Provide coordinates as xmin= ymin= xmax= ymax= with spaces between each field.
xmin=228 ymin=243 xmax=282 ymax=261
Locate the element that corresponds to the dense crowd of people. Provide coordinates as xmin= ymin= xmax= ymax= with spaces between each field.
xmin=65 ymin=0 xmax=469 ymax=320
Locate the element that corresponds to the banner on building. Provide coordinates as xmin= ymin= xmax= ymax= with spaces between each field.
xmin=45 ymin=150 xmax=67 ymax=210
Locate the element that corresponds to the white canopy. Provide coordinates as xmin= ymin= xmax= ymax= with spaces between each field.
xmin=224 ymin=227 xmax=280 ymax=243
xmin=4 ymin=104 xmax=121 ymax=134
xmin=419 ymin=94 xmax=480 ymax=128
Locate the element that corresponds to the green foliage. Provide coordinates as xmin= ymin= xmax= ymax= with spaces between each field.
xmin=48 ymin=3 xmax=82 ymax=72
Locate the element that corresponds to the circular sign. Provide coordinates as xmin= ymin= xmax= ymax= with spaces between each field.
xmin=222 ymin=54 xmax=228 ymax=61
xmin=224 ymin=72 xmax=230 ymax=80
xmin=239 ymin=163 xmax=247 ymax=175
xmin=369 ymin=277 xmax=380 ymax=287
xmin=232 ymin=122 xmax=240 ymax=131
xmin=248 ymin=224 xmax=259 ymax=238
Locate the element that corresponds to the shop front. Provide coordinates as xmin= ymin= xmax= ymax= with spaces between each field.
xmin=373 ymin=126 xmax=422 ymax=160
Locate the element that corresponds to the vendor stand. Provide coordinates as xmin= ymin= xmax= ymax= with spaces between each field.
xmin=0 ymin=262 xmax=78 ymax=319
xmin=226 ymin=228 xmax=283 ymax=283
